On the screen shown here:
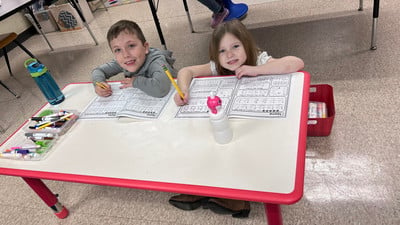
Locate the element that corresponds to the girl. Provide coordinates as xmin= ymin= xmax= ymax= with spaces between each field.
xmin=174 ymin=19 xmax=304 ymax=106
xmin=169 ymin=19 xmax=304 ymax=218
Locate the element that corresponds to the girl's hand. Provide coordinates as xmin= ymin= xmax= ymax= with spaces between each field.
xmin=120 ymin=77 xmax=135 ymax=89
xmin=95 ymin=82 xmax=112 ymax=97
xmin=174 ymin=91 xmax=189 ymax=106
xmin=235 ymin=65 xmax=259 ymax=79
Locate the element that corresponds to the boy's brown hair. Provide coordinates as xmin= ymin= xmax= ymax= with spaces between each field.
xmin=106 ymin=20 xmax=147 ymax=47
xmin=209 ymin=19 xmax=259 ymax=75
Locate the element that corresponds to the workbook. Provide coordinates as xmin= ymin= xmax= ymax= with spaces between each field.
xmin=80 ymin=83 xmax=173 ymax=119
xmin=175 ymin=73 xmax=293 ymax=119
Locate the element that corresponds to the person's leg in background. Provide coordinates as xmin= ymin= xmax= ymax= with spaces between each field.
xmin=197 ymin=0 xmax=229 ymax=28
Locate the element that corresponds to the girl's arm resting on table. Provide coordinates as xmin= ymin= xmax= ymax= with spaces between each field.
xmin=174 ymin=63 xmax=212 ymax=106
xmin=236 ymin=56 xmax=304 ymax=79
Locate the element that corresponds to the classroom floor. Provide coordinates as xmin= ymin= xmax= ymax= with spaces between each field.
xmin=1 ymin=0 xmax=399 ymax=224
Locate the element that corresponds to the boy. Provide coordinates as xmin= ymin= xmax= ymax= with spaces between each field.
xmin=92 ymin=20 xmax=176 ymax=98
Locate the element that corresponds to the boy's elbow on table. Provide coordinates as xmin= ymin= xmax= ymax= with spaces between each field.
xmin=134 ymin=79 xmax=171 ymax=98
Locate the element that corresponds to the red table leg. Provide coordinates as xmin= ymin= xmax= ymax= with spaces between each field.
xmin=264 ymin=203 xmax=283 ymax=225
xmin=22 ymin=177 xmax=69 ymax=219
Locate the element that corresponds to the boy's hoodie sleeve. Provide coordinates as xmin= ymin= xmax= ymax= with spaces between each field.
xmin=92 ymin=60 xmax=124 ymax=84
xmin=133 ymin=59 xmax=175 ymax=98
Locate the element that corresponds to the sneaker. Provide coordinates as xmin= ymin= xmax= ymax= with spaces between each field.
xmin=207 ymin=198 xmax=250 ymax=218
xmin=168 ymin=194 xmax=209 ymax=211
xmin=210 ymin=8 xmax=229 ymax=28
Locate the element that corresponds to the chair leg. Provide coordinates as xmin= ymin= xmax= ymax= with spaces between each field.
xmin=100 ymin=0 xmax=108 ymax=11
xmin=0 ymin=80 xmax=20 ymax=98
xmin=13 ymin=40 xmax=41 ymax=63
xmin=183 ymin=0 xmax=195 ymax=33
xmin=2 ymin=48 xmax=13 ymax=76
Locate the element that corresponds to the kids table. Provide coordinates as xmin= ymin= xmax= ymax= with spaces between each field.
xmin=0 ymin=72 xmax=310 ymax=225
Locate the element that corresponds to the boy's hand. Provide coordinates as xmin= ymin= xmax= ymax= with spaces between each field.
xmin=95 ymin=82 xmax=112 ymax=97
xmin=235 ymin=65 xmax=259 ymax=79
xmin=174 ymin=91 xmax=189 ymax=106
xmin=120 ymin=77 xmax=135 ymax=89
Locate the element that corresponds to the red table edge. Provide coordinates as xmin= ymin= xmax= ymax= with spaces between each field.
xmin=0 ymin=72 xmax=310 ymax=205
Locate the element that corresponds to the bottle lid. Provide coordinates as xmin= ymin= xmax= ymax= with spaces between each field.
xmin=207 ymin=91 xmax=222 ymax=114
xmin=24 ymin=58 xmax=48 ymax=77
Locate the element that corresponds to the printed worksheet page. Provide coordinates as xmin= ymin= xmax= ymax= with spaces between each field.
xmin=175 ymin=74 xmax=291 ymax=119
xmin=80 ymin=83 xmax=172 ymax=119
xmin=175 ymin=76 xmax=237 ymax=118
xmin=229 ymin=74 xmax=291 ymax=118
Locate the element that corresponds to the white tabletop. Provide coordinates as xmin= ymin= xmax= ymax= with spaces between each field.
xmin=0 ymin=0 xmax=33 ymax=19
xmin=0 ymin=72 xmax=309 ymax=203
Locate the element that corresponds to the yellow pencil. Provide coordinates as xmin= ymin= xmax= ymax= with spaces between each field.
xmin=37 ymin=113 xmax=74 ymax=130
xmin=162 ymin=65 xmax=184 ymax=99
xmin=96 ymin=82 xmax=108 ymax=90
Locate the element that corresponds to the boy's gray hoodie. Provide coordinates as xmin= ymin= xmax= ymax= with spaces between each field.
xmin=92 ymin=48 xmax=176 ymax=98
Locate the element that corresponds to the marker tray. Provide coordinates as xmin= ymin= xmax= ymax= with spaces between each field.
xmin=0 ymin=135 xmax=58 ymax=161
xmin=307 ymin=84 xmax=335 ymax=136
xmin=24 ymin=109 xmax=79 ymax=136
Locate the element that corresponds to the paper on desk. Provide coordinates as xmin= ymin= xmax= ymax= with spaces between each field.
xmin=80 ymin=83 xmax=173 ymax=120
xmin=175 ymin=74 xmax=292 ymax=119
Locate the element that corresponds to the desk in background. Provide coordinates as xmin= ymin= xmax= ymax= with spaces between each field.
xmin=0 ymin=0 xmax=98 ymax=51
xmin=147 ymin=0 xmax=380 ymax=50
xmin=0 ymin=72 xmax=310 ymax=225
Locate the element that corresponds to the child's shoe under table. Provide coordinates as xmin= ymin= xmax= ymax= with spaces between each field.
xmin=168 ymin=194 xmax=209 ymax=210
xmin=207 ymin=198 xmax=250 ymax=218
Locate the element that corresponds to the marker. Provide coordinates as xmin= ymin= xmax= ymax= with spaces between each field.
xmin=25 ymin=132 xmax=56 ymax=138
xmin=28 ymin=136 xmax=54 ymax=141
xmin=96 ymin=82 xmax=108 ymax=90
xmin=23 ymin=153 xmax=39 ymax=160
xmin=0 ymin=152 xmax=23 ymax=159
xmin=31 ymin=115 xmax=61 ymax=122
xmin=11 ymin=145 xmax=41 ymax=150
xmin=16 ymin=149 xmax=31 ymax=154
xmin=162 ymin=65 xmax=184 ymax=99
xmin=37 ymin=112 xmax=74 ymax=130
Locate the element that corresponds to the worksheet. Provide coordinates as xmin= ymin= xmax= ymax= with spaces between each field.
xmin=80 ymin=83 xmax=172 ymax=119
xmin=175 ymin=74 xmax=292 ymax=119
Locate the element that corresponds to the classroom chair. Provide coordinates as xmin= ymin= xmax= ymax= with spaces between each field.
xmin=87 ymin=0 xmax=108 ymax=12
xmin=0 ymin=32 xmax=39 ymax=98
xmin=183 ymin=0 xmax=248 ymax=33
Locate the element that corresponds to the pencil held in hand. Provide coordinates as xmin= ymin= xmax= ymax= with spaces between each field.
xmin=162 ymin=65 xmax=184 ymax=99
xmin=96 ymin=82 xmax=108 ymax=90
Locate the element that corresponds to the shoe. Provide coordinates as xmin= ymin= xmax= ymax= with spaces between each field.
xmin=168 ymin=194 xmax=209 ymax=211
xmin=210 ymin=8 xmax=229 ymax=29
xmin=207 ymin=198 xmax=250 ymax=218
